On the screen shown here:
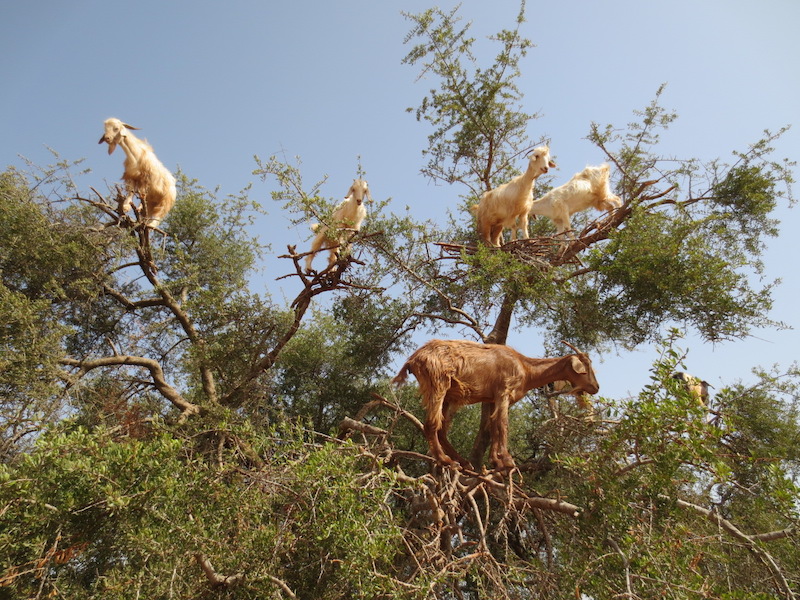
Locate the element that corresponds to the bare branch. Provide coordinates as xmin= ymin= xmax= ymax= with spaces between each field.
xmin=662 ymin=495 xmax=796 ymax=600
xmin=193 ymin=553 xmax=245 ymax=589
xmin=60 ymin=356 xmax=200 ymax=421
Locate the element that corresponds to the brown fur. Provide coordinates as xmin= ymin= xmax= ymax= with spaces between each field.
xmin=393 ymin=339 xmax=599 ymax=470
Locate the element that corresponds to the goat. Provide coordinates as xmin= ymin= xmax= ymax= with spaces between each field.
xmin=529 ymin=163 xmax=621 ymax=236
xmin=392 ymin=339 xmax=599 ymax=471
xmin=305 ymin=179 xmax=371 ymax=273
xmin=672 ymin=371 xmax=711 ymax=406
xmin=472 ymin=146 xmax=556 ymax=246
xmin=98 ymin=118 xmax=177 ymax=228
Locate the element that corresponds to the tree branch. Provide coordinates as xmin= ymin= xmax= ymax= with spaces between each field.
xmin=662 ymin=495 xmax=796 ymax=600
xmin=60 ymin=356 xmax=200 ymax=421
xmin=221 ymin=245 xmax=367 ymax=405
xmin=101 ymin=284 xmax=165 ymax=310
xmin=193 ymin=553 xmax=245 ymax=589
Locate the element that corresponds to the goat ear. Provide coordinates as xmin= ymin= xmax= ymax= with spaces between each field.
xmin=122 ymin=123 xmax=140 ymax=131
xmin=570 ymin=355 xmax=587 ymax=375
xmin=106 ymin=141 xmax=117 ymax=155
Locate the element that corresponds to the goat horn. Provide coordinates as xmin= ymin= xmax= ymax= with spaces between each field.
xmin=561 ymin=340 xmax=583 ymax=354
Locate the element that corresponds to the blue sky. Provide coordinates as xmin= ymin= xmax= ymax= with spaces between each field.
xmin=2 ymin=0 xmax=799 ymax=401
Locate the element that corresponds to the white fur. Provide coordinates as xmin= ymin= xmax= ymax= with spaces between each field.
xmin=305 ymin=179 xmax=371 ymax=272
xmin=529 ymin=164 xmax=621 ymax=236
xmin=472 ymin=146 xmax=556 ymax=246
xmin=99 ymin=118 xmax=176 ymax=228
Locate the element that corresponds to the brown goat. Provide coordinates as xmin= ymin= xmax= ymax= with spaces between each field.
xmin=392 ymin=339 xmax=600 ymax=470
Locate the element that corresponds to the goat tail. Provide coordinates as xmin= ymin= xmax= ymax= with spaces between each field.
xmin=392 ymin=364 xmax=410 ymax=386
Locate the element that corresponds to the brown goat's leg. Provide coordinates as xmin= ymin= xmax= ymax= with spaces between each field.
xmin=469 ymin=402 xmax=493 ymax=469
xmin=424 ymin=417 xmax=458 ymax=467
xmin=438 ymin=406 xmax=472 ymax=469
xmin=489 ymin=397 xmax=516 ymax=471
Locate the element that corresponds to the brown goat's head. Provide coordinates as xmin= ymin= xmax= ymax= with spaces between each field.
xmin=561 ymin=341 xmax=599 ymax=395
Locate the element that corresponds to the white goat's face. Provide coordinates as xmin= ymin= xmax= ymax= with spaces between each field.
xmin=528 ymin=146 xmax=557 ymax=176
xmin=345 ymin=179 xmax=371 ymax=205
xmin=98 ymin=118 xmax=138 ymax=155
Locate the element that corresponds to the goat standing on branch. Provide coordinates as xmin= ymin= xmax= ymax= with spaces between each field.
xmin=529 ymin=163 xmax=621 ymax=236
xmin=672 ymin=371 xmax=712 ymax=406
xmin=472 ymin=146 xmax=556 ymax=246
xmin=98 ymin=118 xmax=177 ymax=228
xmin=305 ymin=179 xmax=371 ymax=273
xmin=392 ymin=339 xmax=600 ymax=471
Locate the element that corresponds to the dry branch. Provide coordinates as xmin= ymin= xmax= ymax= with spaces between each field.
xmin=340 ymin=397 xmax=584 ymax=520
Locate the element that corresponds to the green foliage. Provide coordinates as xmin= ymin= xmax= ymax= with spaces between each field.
xmin=402 ymin=2 xmax=536 ymax=192
xmin=0 ymin=422 xmax=413 ymax=600
xmin=589 ymin=207 xmax=780 ymax=345
xmin=161 ymin=174 xmax=266 ymax=298
xmin=0 ymin=2 xmax=797 ymax=598
xmin=711 ymin=163 xmax=781 ymax=254
xmin=509 ymin=336 xmax=800 ymax=598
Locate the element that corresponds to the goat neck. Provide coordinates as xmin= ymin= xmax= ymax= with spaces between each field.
xmin=523 ymin=353 xmax=598 ymax=394
xmin=521 ymin=355 xmax=570 ymax=387
xmin=118 ymin=132 xmax=148 ymax=165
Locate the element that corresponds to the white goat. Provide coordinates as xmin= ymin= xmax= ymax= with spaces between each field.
xmin=529 ymin=163 xmax=621 ymax=236
xmin=472 ymin=146 xmax=556 ymax=246
xmin=98 ymin=118 xmax=176 ymax=228
xmin=305 ymin=179 xmax=371 ymax=273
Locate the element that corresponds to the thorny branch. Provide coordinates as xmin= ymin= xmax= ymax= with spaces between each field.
xmin=73 ymin=188 xmax=219 ymax=406
xmin=371 ymin=235 xmax=486 ymax=339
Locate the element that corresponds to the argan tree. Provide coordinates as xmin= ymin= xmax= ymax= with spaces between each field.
xmin=0 ymin=3 xmax=797 ymax=599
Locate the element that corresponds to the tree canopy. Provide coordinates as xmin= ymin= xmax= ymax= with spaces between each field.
xmin=1 ymin=3 xmax=798 ymax=599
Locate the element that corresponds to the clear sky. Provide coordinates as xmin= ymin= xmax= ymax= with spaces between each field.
xmin=2 ymin=0 xmax=799 ymax=401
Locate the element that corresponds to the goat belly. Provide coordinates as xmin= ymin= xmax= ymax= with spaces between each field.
xmin=444 ymin=378 xmax=474 ymax=404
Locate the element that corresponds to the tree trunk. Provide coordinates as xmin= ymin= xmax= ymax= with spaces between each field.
xmin=484 ymin=291 xmax=517 ymax=345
